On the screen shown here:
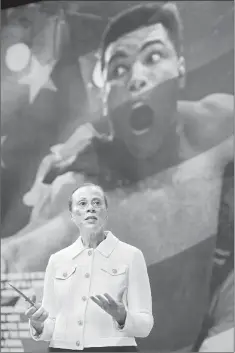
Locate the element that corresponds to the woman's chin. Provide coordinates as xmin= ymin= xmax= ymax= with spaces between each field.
xmin=83 ymin=222 xmax=101 ymax=231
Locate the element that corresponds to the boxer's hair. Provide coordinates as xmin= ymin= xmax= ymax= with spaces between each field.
xmin=100 ymin=2 xmax=183 ymax=70
xmin=69 ymin=183 xmax=108 ymax=212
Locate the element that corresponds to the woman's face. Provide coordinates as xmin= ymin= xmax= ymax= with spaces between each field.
xmin=71 ymin=185 xmax=108 ymax=231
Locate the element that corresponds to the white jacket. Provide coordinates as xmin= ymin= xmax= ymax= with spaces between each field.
xmin=30 ymin=231 xmax=153 ymax=350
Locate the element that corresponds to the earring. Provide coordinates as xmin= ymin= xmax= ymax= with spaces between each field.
xmin=103 ymin=102 xmax=108 ymax=117
xmin=179 ymin=69 xmax=185 ymax=89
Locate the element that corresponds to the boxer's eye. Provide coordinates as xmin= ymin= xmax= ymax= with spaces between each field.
xmin=109 ymin=64 xmax=129 ymax=80
xmin=145 ymin=51 xmax=161 ymax=65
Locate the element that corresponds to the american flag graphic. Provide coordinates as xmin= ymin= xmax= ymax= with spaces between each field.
xmin=1 ymin=2 xmax=234 ymax=352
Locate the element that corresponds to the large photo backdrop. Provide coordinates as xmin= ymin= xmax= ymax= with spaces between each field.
xmin=1 ymin=1 xmax=234 ymax=352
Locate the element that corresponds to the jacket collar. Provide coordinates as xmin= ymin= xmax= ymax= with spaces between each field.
xmin=69 ymin=231 xmax=119 ymax=259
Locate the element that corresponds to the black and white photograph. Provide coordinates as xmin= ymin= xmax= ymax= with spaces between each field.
xmin=1 ymin=1 xmax=234 ymax=352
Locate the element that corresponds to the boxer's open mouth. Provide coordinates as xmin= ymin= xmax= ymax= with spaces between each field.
xmin=129 ymin=103 xmax=154 ymax=134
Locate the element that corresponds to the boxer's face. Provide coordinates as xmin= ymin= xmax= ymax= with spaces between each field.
xmin=103 ymin=23 xmax=185 ymax=159
xmin=71 ymin=186 xmax=107 ymax=231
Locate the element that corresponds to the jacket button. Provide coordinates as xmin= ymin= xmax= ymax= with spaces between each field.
xmin=76 ymin=340 xmax=80 ymax=346
xmin=63 ymin=272 xmax=67 ymax=277
xmin=85 ymin=273 xmax=90 ymax=278
xmin=82 ymin=296 xmax=87 ymax=301
xmin=78 ymin=320 xmax=83 ymax=326
xmin=112 ymin=269 xmax=117 ymax=274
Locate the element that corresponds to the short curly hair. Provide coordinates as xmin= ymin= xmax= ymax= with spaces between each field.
xmin=100 ymin=2 xmax=183 ymax=71
xmin=68 ymin=183 xmax=108 ymax=212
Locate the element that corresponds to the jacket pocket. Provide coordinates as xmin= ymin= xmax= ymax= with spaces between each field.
xmin=101 ymin=264 xmax=127 ymax=276
xmin=55 ymin=265 xmax=77 ymax=280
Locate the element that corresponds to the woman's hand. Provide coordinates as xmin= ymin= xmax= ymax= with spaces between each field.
xmin=91 ymin=288 xmax=127 ymax=326
xmin=24 ymin=295 xmax=49 ymax=334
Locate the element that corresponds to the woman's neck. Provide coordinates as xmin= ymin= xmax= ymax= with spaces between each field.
xmin=81 ymin=229 xmax=106 ymax=249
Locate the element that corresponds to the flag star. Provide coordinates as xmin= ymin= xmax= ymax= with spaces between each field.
xmin=1 ymin=136 xmax=7 ymax=168
xmin=19 ymin=56 xmax=57 ymax=103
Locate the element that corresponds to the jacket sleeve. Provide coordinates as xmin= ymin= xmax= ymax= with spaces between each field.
xmin=115 ymin=249 xmax=154 ymax=338
xmin=29 ymin=255 xmax=56 ymax=341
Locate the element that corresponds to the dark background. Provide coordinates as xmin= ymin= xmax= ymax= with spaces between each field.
xmin=1 ymin=1 xmax=234 ymax=239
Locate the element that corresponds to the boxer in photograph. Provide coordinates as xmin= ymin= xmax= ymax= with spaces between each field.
xmin=2 ymin=3 xmax=233 ymax=351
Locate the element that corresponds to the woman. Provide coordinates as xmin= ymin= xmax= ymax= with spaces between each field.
xmin=25 ymin=183 xmax=153 ymax=352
